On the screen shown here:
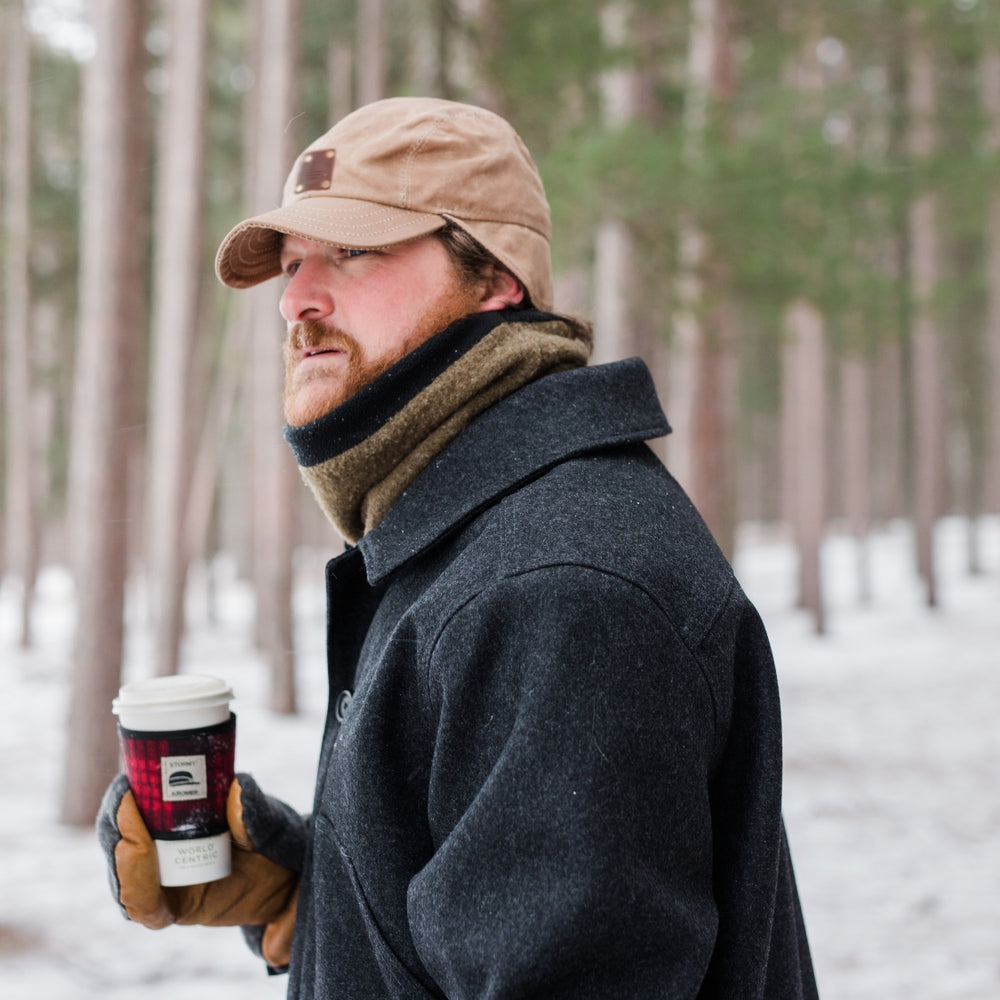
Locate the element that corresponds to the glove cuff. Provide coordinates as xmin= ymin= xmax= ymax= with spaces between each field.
xmin=233 ymin=772 xmax=308 ymax=872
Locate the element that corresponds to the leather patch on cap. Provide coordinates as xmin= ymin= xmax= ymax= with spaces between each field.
xmin=294 ymin=149 xmax=335 ymax=194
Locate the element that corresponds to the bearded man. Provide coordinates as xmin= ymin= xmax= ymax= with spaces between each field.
xmin=100 ymin=97 xmax=818 ymax=1000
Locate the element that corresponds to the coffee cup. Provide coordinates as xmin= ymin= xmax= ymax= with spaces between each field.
xmin=112 ymin=675 xmax=236 ymax=887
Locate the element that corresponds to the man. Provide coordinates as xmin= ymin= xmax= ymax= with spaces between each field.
xmin=100 ymin=97 xmax=818 ymax=998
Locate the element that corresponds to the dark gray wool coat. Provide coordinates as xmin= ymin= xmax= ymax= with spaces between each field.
xmin=282 ymin=313 xmax=818 ymax=999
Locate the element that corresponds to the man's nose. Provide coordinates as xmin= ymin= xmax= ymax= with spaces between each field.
xmin=279 ymin=259 xmax=334 ymax=324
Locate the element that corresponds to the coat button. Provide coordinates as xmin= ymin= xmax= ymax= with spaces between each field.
xmin=334 ymin=690 xmax=353 ymax=723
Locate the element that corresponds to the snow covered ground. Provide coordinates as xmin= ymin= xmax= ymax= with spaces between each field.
xmin=1 ymin=518 xmax=997 ymax=999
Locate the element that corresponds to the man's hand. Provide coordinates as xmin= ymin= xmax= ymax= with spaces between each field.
xmin=97 ymin=773 xmax=305 ymax=969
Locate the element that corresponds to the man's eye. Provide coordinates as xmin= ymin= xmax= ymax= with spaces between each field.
xmin=340 ymin=248 xmax=368 ymax=259
xmin=283 ymin=261 xmax=300 ymax=277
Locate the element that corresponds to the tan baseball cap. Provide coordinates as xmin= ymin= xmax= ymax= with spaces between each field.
xmin=215 ymin=97 xmax=553 ymax=310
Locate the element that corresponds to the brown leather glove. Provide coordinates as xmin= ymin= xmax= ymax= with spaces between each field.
xmin=98 ymin=772 xmax=305 ymax=969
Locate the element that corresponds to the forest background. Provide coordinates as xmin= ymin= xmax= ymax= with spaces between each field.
xmin=0 ymin=0 xmax=998 ymax=828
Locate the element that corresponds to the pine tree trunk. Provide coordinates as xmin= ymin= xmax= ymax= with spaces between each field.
xmin=592 ymin=4 xmax=638 ymax=368
xmin=2 ymin=0 xmax=39 ymax=647
xmin=26 ymin=299 xmax=58 ymax=627
xmin=668 ymin=0 xmax=738 ymax=555
xmin=783 ymin=300 xmax=827 ymax=634
xmin=690 ymin=293 xmax=738 ymax=560
xmin=328 ymin=41 xmax=354 ymax=120
xmin=0 ymin=18 xmax=4 ymax=587
xmin=593 ymin=219 xmax=636 ymax=364
xmin=871 ymin=337 xmax=905 ymax=522
xmin=251 ymin=0 xmax=300 ymax=715
xmin=667 ymin=0 xmax=715 ymax=493
xmin=357 ymin=0 xmax=386 ymax=105
xmin=185 ymin=303 xmax=249 ymax=570
xmin=841 ymin=356 xmax=872 ymax=603
xmin=907 ymin=10 xmax=944 ymax=607
xmin=61 ymin=0 xmax=149 ymax=827
xmin=146 ymin=0 xmax=209 ymax=676
xmin=980 ymin=42 xmax=1000 ymax=515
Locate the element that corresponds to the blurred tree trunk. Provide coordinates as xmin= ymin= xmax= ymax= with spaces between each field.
xmin=781 ymin=20 xmax=832 ymax=626
xmin=688 ymin=0 xmax=737 ymax=560
xmin=2 ymin=0 xmax=42 ymax=647
xmin=783 ymin=300 xmax=827 ymax=635
xmin=184 ymin=46 xmax=258 ymax=574
xmin=456 ymin=0 xmax=500 ymax=109
xmin=250 ymin=0 xmax=300 ymax=714
xmin=667 ymin=0 xmax=714 ymax=494
xmin=30 ymin=298 xmax=57 ymax=560
xmin=981 ymin=41 xmax=1000 ymax=516
xmin=870 ymin=338 xmax=904 ymax=523
xmin=421 ymin=0 xmax=497 ymax=113
xmin=841 ymin=356 xmax=872 ymax=604
xmin=61 ymin=0 xmax=149 ymax=827
xmin=0 ymin=19 xmax=5 ymax=582
xmin=146 ymin=0 xmax=208 ymax=676
xmin=328 ymin=40 xmax=353 ymax=120
xmin=185 ymin=303 xmax=247 ymax=570
xmin=907 ymin=10 xmax=944 ymax=607
xmin=593 ymin=4 xmax=638 ymax=368
xmin=870 ymin=18 xmax=910 ymax=533
xmin=690 ymin=292 xmax=738 ymax=560
xmin=230 ymin=8 xmax=261 ymax=591
xmin=668 ymin=0 xmax=738 ymax=558
xmin=357 ymin=0 xmax=386 ymax=106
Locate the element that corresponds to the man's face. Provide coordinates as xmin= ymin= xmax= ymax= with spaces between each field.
xmin=278 ymin=234 xmax=487 ymax=426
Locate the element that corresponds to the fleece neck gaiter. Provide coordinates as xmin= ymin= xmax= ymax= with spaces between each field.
xmin=282 ymin=310 xmax=590 ymax=544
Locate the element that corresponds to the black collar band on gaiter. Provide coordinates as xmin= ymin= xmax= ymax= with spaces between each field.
xmin=283 ymin=309 xmax=556 ymax=468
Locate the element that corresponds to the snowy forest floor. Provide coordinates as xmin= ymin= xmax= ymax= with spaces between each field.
xmin=1 ymin=516 xmax=998 ymax=999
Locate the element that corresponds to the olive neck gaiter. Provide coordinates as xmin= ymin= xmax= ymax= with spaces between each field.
xmin=283 ymin=310 xmax=591 ymax=544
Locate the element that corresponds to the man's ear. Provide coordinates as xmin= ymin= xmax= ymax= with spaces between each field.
xmin=477 ymin=268 xmax=526 ymax=313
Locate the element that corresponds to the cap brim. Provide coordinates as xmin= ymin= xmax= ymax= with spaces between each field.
xmin=215 ymin=196 xmax=447 ymax=288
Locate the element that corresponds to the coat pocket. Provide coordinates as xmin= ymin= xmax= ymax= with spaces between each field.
xmin=311 ymin=812 xmax=445 ymax=1000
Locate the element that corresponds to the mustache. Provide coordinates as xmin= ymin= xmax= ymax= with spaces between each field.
xmin=289 ymin=319 xmax=357 ymax=354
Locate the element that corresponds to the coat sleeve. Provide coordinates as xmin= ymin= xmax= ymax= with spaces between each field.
xmin=407 ymin=563 xmax=725 ymax=1000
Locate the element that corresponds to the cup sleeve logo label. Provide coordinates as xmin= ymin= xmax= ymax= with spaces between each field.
xmin=161 ymin=755 xmax=208 ymax=801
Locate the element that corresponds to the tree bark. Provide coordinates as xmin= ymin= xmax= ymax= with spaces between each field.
xmin=328 ymin=40 xmax=354 ymax=121
xmin=357 ymin=0 xmax=386 ymax=106
xmin=593 ymin=220 xmax=636 ymax=364
xmin=783 ymin=300 xmax=827 ymax=634
xmin=0 ymin=12 xmax=5 ymax=582
xmin=668 ymin=0 xmax=738 ymax=556
xmin=866 ymin=336 xmax=900 ymax=522
xmin=61 ymin=0 xmax=149 ymax=827
xmin=591 ymin=5 xmax=639 ymax=368
xmin=690 ymin=290 xmax=738 ymax=560
xmin=185 ymin=301 xmax=249 ymax=571
xmin=146 ymin=0 xmax=209 ymax=676
xmin=2 ymin=0 xmax=41 ymax=647
xmin=841 ymin=356 xmax=872 ymax=603
xmin=250 ymin=0 xmax=301 ymax=715
xmin=667 ymin=0 xmax=720 ymax=492
xmin=980 ymin=42 xmax=1000 ymax=515
xmin=907 ymin=10 xmax=944 ymax=607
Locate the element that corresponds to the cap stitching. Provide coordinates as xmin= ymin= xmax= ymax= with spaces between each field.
xmin=398 ymin=112 xmax=451 ymax=210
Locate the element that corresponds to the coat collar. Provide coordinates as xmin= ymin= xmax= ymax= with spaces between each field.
xmin=356 ymin=357 xmax=670 ymax=584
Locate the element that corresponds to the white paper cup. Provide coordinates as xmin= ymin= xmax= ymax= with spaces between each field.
xmin=113 ymin=675 xmax=236 ymax=887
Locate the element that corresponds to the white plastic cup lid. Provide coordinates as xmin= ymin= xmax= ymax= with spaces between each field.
xmin=113 ymin=674 xmax=234 ymax=732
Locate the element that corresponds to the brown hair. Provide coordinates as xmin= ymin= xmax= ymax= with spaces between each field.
xmin=434 ymin=222 xmax=593 ymax=353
